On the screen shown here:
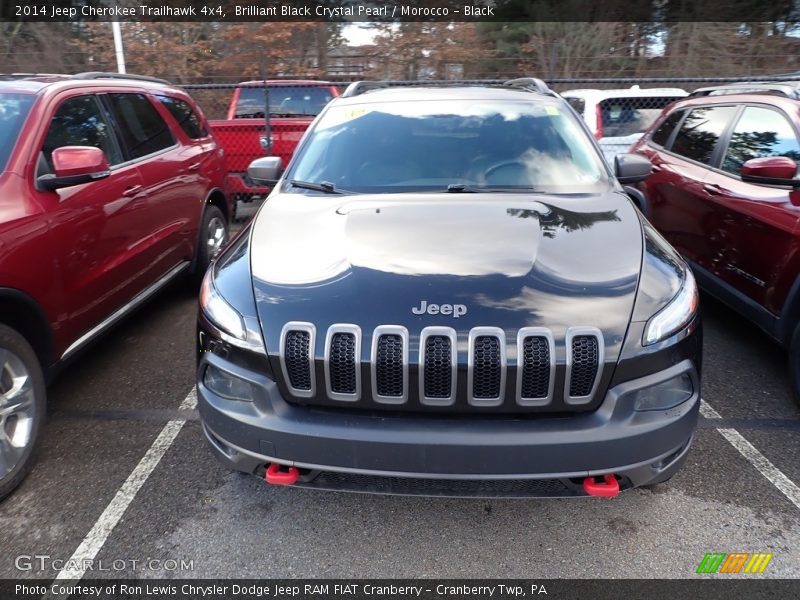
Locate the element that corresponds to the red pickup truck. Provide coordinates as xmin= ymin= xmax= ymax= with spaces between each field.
xmin=209 ymin=81 xmax=339 ymax=201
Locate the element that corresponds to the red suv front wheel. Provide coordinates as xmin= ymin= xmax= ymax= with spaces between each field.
xmin=0 ymin=324 xmax=46 ymax=501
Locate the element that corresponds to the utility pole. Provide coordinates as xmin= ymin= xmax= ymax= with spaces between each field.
xmin=112 ymin=21 xmax=126 ymax=74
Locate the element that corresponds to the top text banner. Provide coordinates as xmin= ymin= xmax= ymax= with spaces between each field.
xmin=2 ymin=0 xmax=799 ymax=23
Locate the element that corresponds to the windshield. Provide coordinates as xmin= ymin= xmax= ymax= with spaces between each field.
xmin=0 ymin=93 xmax=35 ymax=172
xmin=235 ymin=86 xmax=334 ymax=118
xmin=288 ymin=98 xmax=612 ymax=194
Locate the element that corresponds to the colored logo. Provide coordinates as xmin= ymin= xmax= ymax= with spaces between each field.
xmin=696 ymin=552 xmax=773 ymax=574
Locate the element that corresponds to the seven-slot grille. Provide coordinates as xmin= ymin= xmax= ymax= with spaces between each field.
xmin=425 ymin=337 xmax=452 ymax=397
xmin=517 ymin=328 xmax=555 ymax=406
xmin=278 ymin=323 xmax=603 ymax=407
xmin=280 ymin=322 xmax=315 ymax=398
xmin=325 ymin=325 xmax=361 ymax=401
xmin=329 ymin=334 xmax=356 ymax=393
xmin=569 ymin=336 xmax=599 ymax=396
xmin=565 ymin=327 xmax=604 ymax=404
xmin=419 ymin=327 xmax=458 ymax=406
xmin=468 ymin=327 xmax=506 ymax=406
xmin=375 ymin=335 xmax=404 ymax=397
xmin=473 ymin=337 xmax=501 ymax=397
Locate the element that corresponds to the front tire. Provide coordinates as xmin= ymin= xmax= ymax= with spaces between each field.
xmin=192 ymin=205 xmax=229 ymax=284
xmin=0 ymin=324 xmax=46 ymax=501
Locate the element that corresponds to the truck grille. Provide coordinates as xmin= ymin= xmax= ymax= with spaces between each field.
xmin=518 ymin=330 xmax=554 ymax=405
xmin=468 ymin=327 xmax=506 ymax=406
xmin=372 ymin=326 xmax=409 ymax=404
xmin=473 ymin=337 xmax=501 ymax=397
xmin=422 ymin=333 xmax=455 ymax=404
xmin=566 ymin=328 xmax=604 ymax=404
xmin=375 ymin=335 xmax=404 ymax=397
xmin=280 ymin=323 xmax=315 ymax=397
xmin=325 ymin=325 xmax=361 ymax=401
xmin=277 ymin=323 xmax=603 ymax=411
xmin=329 ymin=334 xmax=356 ymax=393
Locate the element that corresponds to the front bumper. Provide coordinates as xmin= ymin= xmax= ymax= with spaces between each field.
xmin=197 ymin=348 xmax=700 ymax=495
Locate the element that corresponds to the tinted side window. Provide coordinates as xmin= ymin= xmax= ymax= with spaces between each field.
xmin=106 ymin=93 xmax=175 ymax=160
xmin=157 ymin=95 xmax=208 ymax=139
xmin=670 ymin=106 xmax=738 ymax=165
xmin=650 ymin=109 xmax=684 ymax=147
xmin=721 ymin=106 xmax=800 ymax=175
xmin=565 ymin=97 xmax=585 ymax=114
xmin=40 ymin=95 xmax=122 ymax=173
xmin=599 ymin=97 xmax=684 ymax=138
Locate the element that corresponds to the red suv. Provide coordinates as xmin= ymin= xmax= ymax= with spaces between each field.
xmin=0 ymin=72 xmax=231 ymax=499
xmin=631 ymin=81 xmax=800 ymax=403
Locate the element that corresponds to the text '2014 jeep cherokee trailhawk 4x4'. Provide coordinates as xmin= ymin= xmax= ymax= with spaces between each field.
xmin=197 ymin=79 xmax=702 ymax=498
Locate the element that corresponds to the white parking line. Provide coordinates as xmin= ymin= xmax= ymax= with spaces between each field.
xmin=701 ymin=399 xmax=800 ymax=511
xmin=52 ymin=388 xmax=198 ymax=582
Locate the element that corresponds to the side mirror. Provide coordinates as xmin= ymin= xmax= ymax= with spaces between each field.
xmin=614 ymin=153 xmax=652 ymax=184
xmin=247 ymin=156 xmax=282 ymax=183
xmin=38 ymin=146 xmax=110 ymax=191
xmin=741 ymin=156 xmax=800 ymax=187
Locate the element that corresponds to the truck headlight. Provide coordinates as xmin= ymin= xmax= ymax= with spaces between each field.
xmin=199 ymin=269 xmax=246 ymax=340
xmin=643 ymin=269 xmax=698 ymax=345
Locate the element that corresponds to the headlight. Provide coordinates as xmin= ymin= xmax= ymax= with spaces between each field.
xmin=643 ymin=268 xmax=698 ymax=345
xmin=203 ymin=364 xmax=254 ymax=402
xmin=199 ymin=269 xmax=246 ymax=340
xmin=632 ymin=372 xmax=693 ymax=411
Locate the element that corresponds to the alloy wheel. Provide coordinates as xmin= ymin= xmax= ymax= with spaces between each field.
xmin=0 ymin=348 xmax=36 ymax=479
xmin=206 ymin=216 xmax=228 ymax=258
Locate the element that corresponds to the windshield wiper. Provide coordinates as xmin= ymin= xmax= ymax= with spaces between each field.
xmin=446 ymin=184 xmax=476 ymax=193
xmin=445 ymin=184 xmax=544 ymax=193
xmin=290 ymin=180 xmax=354 ymax=194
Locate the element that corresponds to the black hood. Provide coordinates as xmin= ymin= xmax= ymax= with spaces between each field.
xmin=250 ymin=191 xmax=643 ymax=364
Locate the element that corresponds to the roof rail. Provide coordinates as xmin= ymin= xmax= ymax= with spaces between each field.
xmin=72 ymin=72 xmax=172 ymax=85
xmin=340 ymin=81 xmax=391 ymax=97
xmin=690 ymin=81 xmax=800 ymax=100
xmin=0 ymin=73 xmax=68 ymax=80
xmin=503 ymin=77 xmax=551 ymax=94
xmin=341 ymin=78 xmax=556 ymax=98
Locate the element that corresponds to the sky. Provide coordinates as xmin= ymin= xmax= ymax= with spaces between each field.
xmin=342 ymin=23 xmax=379 ymax=45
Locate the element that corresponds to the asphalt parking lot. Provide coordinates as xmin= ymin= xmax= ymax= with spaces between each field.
xmin=1 ymin=224 xmax=799 ymax=579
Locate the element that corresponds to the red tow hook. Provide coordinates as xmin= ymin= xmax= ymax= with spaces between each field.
xmin=583 ymin=474 xmax=620 ymax=498
xmin=265 ymin=463 xmax=300 ymax=486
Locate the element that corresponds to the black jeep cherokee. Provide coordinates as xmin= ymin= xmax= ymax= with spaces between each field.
xmin=196 ymin=79 xmax=702 ymax=498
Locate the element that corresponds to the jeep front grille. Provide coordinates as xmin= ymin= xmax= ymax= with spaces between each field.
xmin=280 ymin=322 xmax=316 ymax=397
xmin=517 ymin=328 xmax=556 ymax=406
xmin=371 ymin=326 xmax=409 ymax=404
xmin=324 ymin=325 xmax=361 ymax=401
xmin=565 ymin=327 xmax=604 ymax=404
xmin=420 ymin=327 xmax=457 ymax=406
xmin=468 ymin=327 xmax=506 ymax=406
xmin=277 ymin=324 xmax=603 ymax=410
